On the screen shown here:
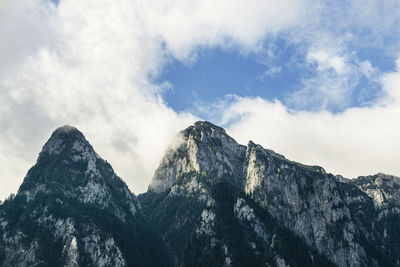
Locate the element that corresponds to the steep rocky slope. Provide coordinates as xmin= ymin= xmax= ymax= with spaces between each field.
xmin=0 ymin=126 xmax=169 ymax=267
xmin=244 ymin=141 xmax=372 ymax=266
xmin=1 ymin=121 xmax=399 ymax=267
xmin=140 ymin=121 xmax=400 ymax=267
xmin=339 ymin=173 xmax=400 ymax=265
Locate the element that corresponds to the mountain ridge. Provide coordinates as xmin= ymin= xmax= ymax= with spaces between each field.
xmin=1 ymin=121 xmax=399 ymax=266
xmin=143 ymin=121 xmax=400 ymax=267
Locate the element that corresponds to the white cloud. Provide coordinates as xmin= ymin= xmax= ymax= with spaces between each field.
xmin=284 ymin=32 xmax=382 ymax=111
xmin=1 ymin=0 xmax=400 ymax=201
xmin=0 ymin=0 xmax=310 ymax=199
xmin=139 ymin=0 xmax=311 ymax=60
xmin=222 ymin=62 xmax=400 ymax=178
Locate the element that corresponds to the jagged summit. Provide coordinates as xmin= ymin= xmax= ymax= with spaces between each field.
xmin=144 ymin=122 xmax=400 ymax=266
xmin=18 ymin=125 xmax=138 ymax=221
xmin=2 ymin=122 xmax=400 ymax=266
xmin=180 ymin=121 xmax=233 ymax=141
xmin=38 ymin=125 xmax=92 ymax=161
xmin=149 ymin=120 xmax=246 ymax=193
xmin=192 ymin=120 xmax=227 ymax=133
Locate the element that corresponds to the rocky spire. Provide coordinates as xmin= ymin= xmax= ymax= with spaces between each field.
xmin=149 ymin=121 xmax=246 ymax=193
xmin=37 ymin=125 xmax=96 ymax=162
xmin=0 ymin=125 xmax=170 ymax=266
xmin=18 ymin=125 xmax=138 ymax=220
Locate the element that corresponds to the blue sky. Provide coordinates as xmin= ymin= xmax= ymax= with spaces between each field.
xmin=156 ymin=46 xmax=297 ymax=112
xmin=157 ymin=38 xmax=397 ymax=115
xmin=1 ymin=0 xmax=400 ymax=197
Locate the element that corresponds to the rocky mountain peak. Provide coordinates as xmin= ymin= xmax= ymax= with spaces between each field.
xmin=0 ymin=126 xmax=169 ymax=267
xmin=17 ymin=125 xmax=139 ymax=222
xmin=348 ymin=172 xmax=400 ymax=208
xmin=180 ymin=121 xmax=237 ymax=149
xmin=2 ymin=122 xmax=400 ymax=266
xmin=149 ymin=121 xmax=246 ymax=193
xmin=38 ymin=125 xmax=96 ymax=163
xmin=188 ymin=121 xmax=228 ymax=136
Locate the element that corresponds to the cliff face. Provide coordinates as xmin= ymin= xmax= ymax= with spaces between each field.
xmin=149 ymin=121 xmax=247 ymax=193
xmin=1 ymin=121 xmax=399 ymax=267
xmin=340 ymin=173 xmax=400 ymax=265
xmin=243 ymin=141 xmax=369 ymax=266
xmin=141 ymin=123 xmax=334 ymax=267
xmin=142 ymin=121 xmax=400 ymax=267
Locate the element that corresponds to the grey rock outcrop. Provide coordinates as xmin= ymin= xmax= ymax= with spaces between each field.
xmin=150 ymin=121 xmax=246 ymax=193
xmin=243 ymin=141 xmax=370 ymax=266
xmin=146 ymin=121 xmax=400 ymax=267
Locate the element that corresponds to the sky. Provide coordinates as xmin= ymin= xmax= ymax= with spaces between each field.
xmin=1 ymin=0 xmax=400 ymax=199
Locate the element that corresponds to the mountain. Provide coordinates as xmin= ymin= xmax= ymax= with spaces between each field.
xmin=1 ymin=121 xmax=400 ymax=267
xmin=139 ymin=121 xmax=400 ymax=267
xmin=0 ymin=126 xmax=170 ymax=267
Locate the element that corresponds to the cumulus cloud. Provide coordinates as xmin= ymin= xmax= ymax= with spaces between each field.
xmin=287 ymin=41 xmax=377 ymax=111
xmin=280 ymin=0 xmax=400 ymax=111
xmin=0 ymin=0 xmax=310 ymax=199
xmin=222 ymin=62 xmax=400 ymax=178
xmin=139 ymin=0 xmax=311 ymax=60
xmin=1 ymin=0 xmax=400 ymax=200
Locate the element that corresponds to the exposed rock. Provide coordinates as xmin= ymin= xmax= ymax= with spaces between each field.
xmin=149 ymin=121 xmax=246 ymax=193
xmin=144 ymin=121 xmax=400 ymax=266
xmin=0 ymin=125 xmax=169 ymax=267
xmin=244 ymin=141 xmax=371 ymax=266
xmin=2 ymin=121 xmax=400 ymax=266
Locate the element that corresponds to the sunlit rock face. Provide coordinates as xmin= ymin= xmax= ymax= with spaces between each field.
xmin=149 ymin=121 xmax=246 ymax=193
xmin=145 ymin=121 xmax=400 ymax=267
xmin=243 ymin=141 xmax=370 ymax=266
